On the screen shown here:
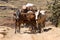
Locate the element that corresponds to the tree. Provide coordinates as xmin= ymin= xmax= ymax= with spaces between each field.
xmin=47 ymin=0 xmax=60 ymax=27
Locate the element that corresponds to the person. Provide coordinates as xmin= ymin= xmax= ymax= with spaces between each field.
xmin=21 ymin=3 xmax=37 ymax=13
xmin=21 ymin=5 xmax=28 ymax=13
xmin=26 ymin=3 xmax=34 ymax=11
xmin=26 ymin=3 xmax=34 ymax=7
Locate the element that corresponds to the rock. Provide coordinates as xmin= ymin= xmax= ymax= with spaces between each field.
xmin=0 ymin=26 xmax=8 ymax=37
xmin=45 ymin=21 xmax=52 ymax=26
xmin=0 ymin=34 xmax=4 ymax=38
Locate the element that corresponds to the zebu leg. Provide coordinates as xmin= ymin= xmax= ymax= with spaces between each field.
xmin=33 ymin=25 xmax=37 ymax=33
xmin=29 ymin=22 xmax=34 ymax=33
xmin=19 ymin=23 xmax=20 ymax=33
xmin=36 ymin=21 xmax=38 ymax=29
xmin=30 ymin=23 xmax=33 ymax=33
xmin=41 ymin=23 xmax=44 ymax=32
xmin=31 ymin=21 xmax=37 ymax=33
xmin=36 ymin=21 xmax=39 ymax=33
xmin=32 ymin=25 xmax=36 ymax=33
xmin=31 ymin=25 xmax=35 ymax=33
xmin=15 ymin=21 xmax=17 ymax=34
xmin=38 ymin=23 xmax=41 ymax=33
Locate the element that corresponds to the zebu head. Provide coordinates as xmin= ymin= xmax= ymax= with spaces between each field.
xmin=35 ymin=10 xmax=40 ymax=20
xmin=35 ymin=10 xmax=46 ymax=20
xmin=35 ymin=10 xmax=46 ymax=28
xmin=13 ymin=9 xmax=20 ymax=19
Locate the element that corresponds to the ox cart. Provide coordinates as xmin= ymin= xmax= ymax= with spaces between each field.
xmin=13 ymin=9 xmax=46 ymax=34
xmin=13 ymin=3 xmax=46 ymax=33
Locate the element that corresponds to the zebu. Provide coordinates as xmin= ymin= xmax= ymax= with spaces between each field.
xmin=13 ymin=9 xmax=21 ymax=33
xmin=35 ymin=10 xmax=47 ymax=33
xmin=13 ymin=9 xmax=37 ymax=33
xmin=13 ymin=8 xmax=46 ymax=33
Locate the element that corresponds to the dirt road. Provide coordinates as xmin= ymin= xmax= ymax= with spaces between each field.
xmin=0 ymin=25 xmax=60 ymax=40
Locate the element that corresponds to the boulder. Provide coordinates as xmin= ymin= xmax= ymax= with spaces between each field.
xmin=0 ymin=34 xmax=4 ymax=38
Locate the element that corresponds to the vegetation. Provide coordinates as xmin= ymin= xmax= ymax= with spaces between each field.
xmin=48 ymin=0 xmax=60 ymax=27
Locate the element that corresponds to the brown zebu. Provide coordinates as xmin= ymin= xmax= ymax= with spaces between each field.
xmin=37 ymin=15 xmax=46 ymax=33
xmin=13 ymin=9 xmax=21 ymax=33
xmin=13 ymin=8 xmax=46 ymax=33
xmin=35 ymin=10 xmax=47 ymax=33
xmin=13 ymin=9 xmax=37 ymax=33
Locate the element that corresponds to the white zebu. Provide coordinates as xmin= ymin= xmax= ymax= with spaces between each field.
xmin=35 ymin=10 xmax=46 ymax=20
xmin=35 ymin=10 xmax=46 ymax=33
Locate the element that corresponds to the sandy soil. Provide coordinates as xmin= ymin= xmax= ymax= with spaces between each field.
xmin=0 ymin=25 xmax=60 ymax=40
